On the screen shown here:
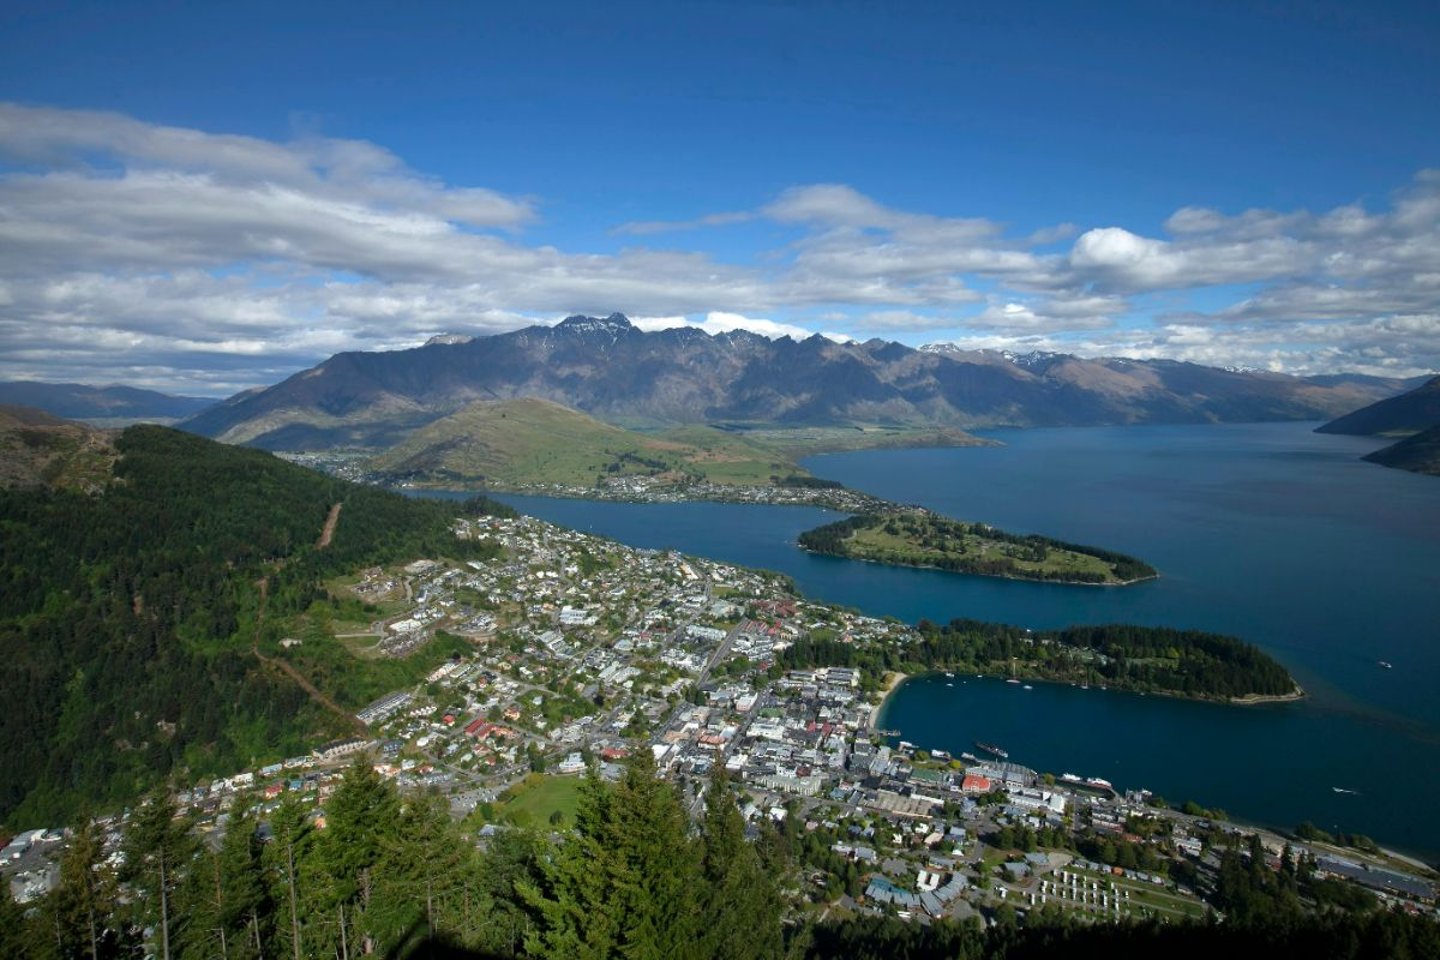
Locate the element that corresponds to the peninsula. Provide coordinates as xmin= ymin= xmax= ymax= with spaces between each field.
xmin=798 ymin=507 xmax=1158 ymax=586
xmin=783 ymin=619 xmax=1302 ymax=705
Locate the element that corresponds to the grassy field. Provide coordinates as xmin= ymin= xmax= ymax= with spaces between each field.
xmin=848 ymin=521 xmax=1120 ymax=582
xmin=369 ymin=398 xmax=799 ymax=488
xmin=496 ymin=773 xmax=585 ymax=829
xmin=807 ymin=508 xmax=1151 ymax=585
xmin=1048 ymin=865 xmax=1209 ymax=922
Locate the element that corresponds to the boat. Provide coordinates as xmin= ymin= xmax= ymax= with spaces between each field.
xmin=1022 ymin=684 xmax=1033 ymax=690
xmin=1006 ymin=678 xmax=1021 ymax=685
xmin=975 ymin=741 xmax=1009 ymax=759
xmin=1060 ymin=773 xmax=1082 ymax=783
xmin=1378 ymin=661 xmax=1393 ymax=669
xmin=944 ymin=672 xmax=955 ymax=678
xmin=1332 ymin=787 xmax=1360 ymax=795
xmin=1084 ymin=777 xmax=1113 ymax=790
xmin=960 ymin=751 xmax=981 ymax=763
xmin=946 ymin=682 xmax=954 ymax=687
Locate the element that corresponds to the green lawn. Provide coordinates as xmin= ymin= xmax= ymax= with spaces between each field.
xmin=848 ymin=521 xmax=1119 ymax=581
xmin=497 ymin=773 xmax=585 ymax=829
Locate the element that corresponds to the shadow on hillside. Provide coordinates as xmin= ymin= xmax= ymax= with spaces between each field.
xmin=385 ymin=925 xmax=516 ymax=960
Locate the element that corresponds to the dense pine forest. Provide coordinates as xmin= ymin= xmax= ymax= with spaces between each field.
xmin=2 ymin=756 xmax=1435 ymax=960
xmin=779 ymin=618 xmax=1298 ymax=700
xmin=0 ymin=425 xmax=512 ymax=828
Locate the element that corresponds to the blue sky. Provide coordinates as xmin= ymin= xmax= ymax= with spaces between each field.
xmin=1 ymin=0 xmax=1437 ymax=393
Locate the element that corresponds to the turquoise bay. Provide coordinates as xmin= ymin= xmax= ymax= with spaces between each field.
xmin=463 ymin=422 xmax=1439 ymax=858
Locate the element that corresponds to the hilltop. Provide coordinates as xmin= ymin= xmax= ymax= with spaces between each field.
xmin=365 ymin=396 xmax=804 ymax=489
xmin=1317 ymin=376 xmax=1440 ymax=478
xmin=0 ymin=380 xmax=214 ymax=423
xmin=0 ymin=405 xmax=117 ymax=492
xmin=180 ymin=313 xmax=1418 ymax=450
xmin=1317 ymin=375 xmax=1440 ymax=437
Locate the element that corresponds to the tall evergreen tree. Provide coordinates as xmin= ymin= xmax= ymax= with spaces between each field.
xmin=122 ymin=791 xmax=197 ymax=960
xmin=263 ymin=792 xmax=313 ymax=960
xmin=45 ymin=818 xmax=117 ymax=960
xmin=218 ymin=801 xmax=273 ymax=960
xmin=369 ymin=792 xmax=481 ymax=956
xmin=700 ymin=764 xmax=783 ymax=960
xmin=521 ymin=755 xmax=705 ymax=960
xmin=310 ymin=758 xmax=400 ymax=957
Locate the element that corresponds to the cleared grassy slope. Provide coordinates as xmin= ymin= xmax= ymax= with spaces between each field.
xmin=367 ymin=397 xmax=801 ymax=488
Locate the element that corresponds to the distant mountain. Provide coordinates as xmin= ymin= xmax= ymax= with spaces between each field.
xmin=1315 ymin=375 xmax=1440 ymax=436
xmin=0 ymin=404 xmax=117 ymax=491
xmin=1363 ymin=424 xmax=1440 ymax=477
xmin=366 ymin=396 xmax=798 ymax=488
xmin=181 ymin=313 xmax=1419 ymax=450
xmin=0 ymin=380 xmax=215 ymax=422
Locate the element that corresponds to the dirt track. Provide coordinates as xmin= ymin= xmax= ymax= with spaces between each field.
xmin=316 ymin=502 xmax=342 ymax=549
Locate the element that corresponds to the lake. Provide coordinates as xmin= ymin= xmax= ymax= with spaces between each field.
xmin=459 ymin=422 xmax=1440 ymax=857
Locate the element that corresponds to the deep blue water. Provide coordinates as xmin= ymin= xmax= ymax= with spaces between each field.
xmin=432 ymin=422 xmax=1440 ymax=858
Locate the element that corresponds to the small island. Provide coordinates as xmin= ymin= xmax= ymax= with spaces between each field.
xmin=798 ymin=508 xmax=1158 ymax=586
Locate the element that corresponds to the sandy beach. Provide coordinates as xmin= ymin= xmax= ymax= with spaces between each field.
xmin=868 ymin=671 xmax=908 ymax=730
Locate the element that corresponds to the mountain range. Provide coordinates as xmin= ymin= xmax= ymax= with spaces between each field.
xmin=1316 ymin=375 xmax=1440 ymax=437
xmin=0 ymin=380 xmax=215 ymax=422
xmin=1317 ymin=376 xmax=1440 ymax=477
xmin=180 ymin=314 xmax=1425 ymax=450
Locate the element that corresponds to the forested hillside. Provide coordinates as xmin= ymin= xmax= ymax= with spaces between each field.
xmin=0 ymin=425 xmax=510 ymax=827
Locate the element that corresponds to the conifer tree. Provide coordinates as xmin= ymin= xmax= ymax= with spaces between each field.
xmin=701 ymin=764 xmax=783 ymax=960
xmin=122 ymin=791 xmax=197 ymax=960
xmin=224 ymin=801 xmax=273 ymax=959
xmin=521 ymin=754 xmax=704 ymax=960
xmin=309 ymin=757 xmax=400 ymax=957
xmin=369 ymin=792 xmax=480 ymax=955
xmin=34 ymin=818 xmax=117 ymax=960
xmin=0 ymin=888 xmax=29 ymax=959
xmin=263 ymin=792 xmax=313 ymax=960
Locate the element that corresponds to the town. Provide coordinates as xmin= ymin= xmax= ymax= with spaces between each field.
xmin=5 ymin=512 xmax=1436 ymax=925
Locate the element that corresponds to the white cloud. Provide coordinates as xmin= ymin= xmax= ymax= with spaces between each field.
xmin=631 ymin=312 xmax=847 ymax=341
xmin=1 ymin=102 xmax=1436 ymax=391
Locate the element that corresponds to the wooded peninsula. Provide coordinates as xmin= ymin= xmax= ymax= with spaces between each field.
xmin=798 ymin=508 xmax=1159 ymax=586
xmin=779 ymin=618 xmax=1302 ymax=703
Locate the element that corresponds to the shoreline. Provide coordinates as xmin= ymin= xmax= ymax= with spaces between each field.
xmin=1227 ymin=683 xmax=1307 ymax=706
xmin=868 ymin=670 xmax=908 ymax=731
xmin=909 ymin=669 xmax=1305 ymax=709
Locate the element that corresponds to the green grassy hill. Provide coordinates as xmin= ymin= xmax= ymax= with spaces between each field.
xmin=366 ymin=397 xmax=802 ymax=488
xmin=798 ymin=508 xmax=1158 ymax=585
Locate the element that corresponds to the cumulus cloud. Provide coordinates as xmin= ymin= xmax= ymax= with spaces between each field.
xmin=1 ymin=102 xmax=1437 ymax=390
xmin=631 ymin=312 xmax=849 ymax=341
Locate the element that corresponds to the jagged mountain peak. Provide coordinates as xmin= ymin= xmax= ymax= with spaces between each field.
xmin=554 ymin=312 xmax=634 ymax=335
xmin=424 ymin=333 xmax=474 ymax=347
xmin=180 ymin=319 xmax=1422 ymax=450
